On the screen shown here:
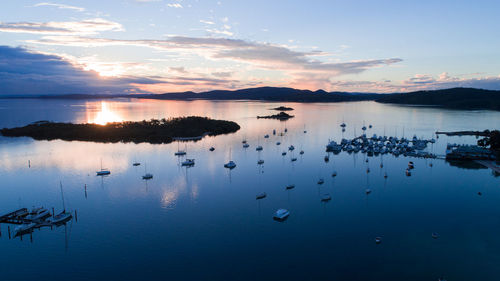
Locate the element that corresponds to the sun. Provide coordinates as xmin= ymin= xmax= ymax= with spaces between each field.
xmin=91 ymin=102 xmax=123 ymax=125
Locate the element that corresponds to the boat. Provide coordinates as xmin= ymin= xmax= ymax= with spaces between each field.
xmin=133 ymin=162 xmax=141 ymax=166
xmin=291 ymin=157 xmax=297 ymax=162
xmin=264 ymin=134 xmax=269 ymax=138
xmin=282 ymin=152 xmax=287 ymax=156
xmin=256 ymin=145 xmax=263 ymax=151
xmin=257 ymin=159 xmax=264 ymax=165
xmin=47 ymin=211 xmax=73 ymax=225
xmin=299 ymin=150 xmax=304 ymax=155
xmin=405 ymin=169 xmax=411 ymax=176
xmin=28 ymin=207 xmax=50 ymax=221
xmin=331 ymin=171 xmax=337 ymax=177
xmin=273 ymin=209 xmax=290 ymax=221
xmin=288 ymin=145 xmax=295 ymax=151
xmin=174 ymin=142 xmax=187 ymax=156
xmin=142 ymin=173 xmax=153 ymax=180
xmin=209 ymin=147 xmax=215 ymax=151
xmin=366 ymin=168 xmax=370 ymax=173
xmin=317 ymin=178 xmax=324 ymax=185
xmin=408 ymin=161 xmax=414 ymax=169
xmin=432 ymin=232 xmax=440 ymax=239
xmin=284 ymin=128 xmax=288 ymax=133
xmin=321 ymin=194 xmax=332 ymax=202
xmin=273 ymin=129 xmax=276 ymax=135
xmin=384 ymin=172 xmax=388 ymax=178
xmin=14 ymin=222 xmax=37 ymax=236
xmin=224 ymin=160 xmax=236 ymax=169
xmin=375 ymin=237 xmax=382 ymax=244
xmin=286 ymin=184 xmax=295 ymax=190
xmin=256 ymin=192 xmax=267 ymax=200
xmin=276 ymin=142 xmax=281 ymax=145
xmin=324 ymin=155 xmax=329 ymax=162
xmin=365 ymin=189 xmax=372 ymax=194
xmin=243 ymin=143 xmax=249 ymax=148
xmin=182 ymin=159 xmax=195 ymax=166
xmin=96 ymin=159 xmax=110 ymax=176
xmin=326 ymin=140 xmax=342 ymax=153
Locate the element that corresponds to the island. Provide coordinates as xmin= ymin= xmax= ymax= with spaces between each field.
xmin=271 ymin=106 xmax=294 ymax=111
xmin=0 ymin=117 xmax=240 ymax=144
xmin=257 ymin=111 xmax=294 ymax=120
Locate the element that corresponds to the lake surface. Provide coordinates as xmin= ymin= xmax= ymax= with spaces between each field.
xmin=0 ymin=98 xmax=499 ymax=281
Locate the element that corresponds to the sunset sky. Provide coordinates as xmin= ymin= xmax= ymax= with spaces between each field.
xmin=1 ymin=0 xmax=500 ymax=95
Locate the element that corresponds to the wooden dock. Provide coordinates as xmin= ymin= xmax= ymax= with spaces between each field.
xmin=475 ymin=160 xmax=500 ymax=173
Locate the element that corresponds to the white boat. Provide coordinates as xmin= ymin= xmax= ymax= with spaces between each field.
xmin=182 ymin=159 xmax=195 ymax=166
xmin=47 ymin=211 xmax=72 ymax=225
xmin=273 ymin=209 xmax=290 ymax=221
xmin=224 ymin=160 xmax=236 ymax=169
xmin=256 ymin=145 xmax=263 ymax=151
xmin=375 ymin=237 xmax=382 ymax=244
xmin=142 ymin=173 xmax=153 ymax=180
xmin=14 ymin=222 xmax=37 ymax=236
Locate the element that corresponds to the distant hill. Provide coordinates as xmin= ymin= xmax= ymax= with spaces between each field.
xmin=376 ymin=88 xmax=500 ymax=110
xmin=138 ymin=87 xmax=378 ymax=102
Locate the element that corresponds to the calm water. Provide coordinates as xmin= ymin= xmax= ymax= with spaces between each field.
xmin=0 ymin=99 xmax=499 ymax=281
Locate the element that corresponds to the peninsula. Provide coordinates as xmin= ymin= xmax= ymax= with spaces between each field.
xmin=0 ymin=117 xmax=240 ymax=144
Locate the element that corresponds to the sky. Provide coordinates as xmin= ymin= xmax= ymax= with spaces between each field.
xmin=1 ymin=0 xmax=500 ymax=95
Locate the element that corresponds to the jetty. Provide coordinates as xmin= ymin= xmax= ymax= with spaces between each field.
xmin=436 ymin=130 xmax=490 ymax=137
xmin=475 ymin=160 xmax=500 ymax=173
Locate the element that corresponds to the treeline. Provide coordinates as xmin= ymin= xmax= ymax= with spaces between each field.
xmin=0 ymin=117 xmax=240 ymax=144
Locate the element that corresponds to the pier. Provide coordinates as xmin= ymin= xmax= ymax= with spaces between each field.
xmin=475 ymin=160 xmax=500 ymax=173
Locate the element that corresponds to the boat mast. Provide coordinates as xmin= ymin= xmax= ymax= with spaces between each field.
xmin=60 ymin=181 xmax=66 ymax=212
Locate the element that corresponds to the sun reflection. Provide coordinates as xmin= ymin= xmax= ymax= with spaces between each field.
xmin=90 ymin=101 xmax=123 ymax=125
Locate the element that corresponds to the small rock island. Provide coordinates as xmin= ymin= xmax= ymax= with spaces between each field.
xmin=0 ymin=116 xmax=240 ymax=144
xmin=257 ymin=111 xmax=294 ymax=120
xmin=271 ymin=106 xmax=294 ymax=111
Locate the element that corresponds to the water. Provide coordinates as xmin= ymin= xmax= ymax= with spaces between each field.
xmin=0 ymin=99 xmax=498 ymax=281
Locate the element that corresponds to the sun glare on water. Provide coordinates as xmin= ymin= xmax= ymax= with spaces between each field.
xmin=90 ymin=102 xmax=123 ymax=125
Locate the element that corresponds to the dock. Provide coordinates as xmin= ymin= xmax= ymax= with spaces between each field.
xmin=475 ymin=160 xmax=500 ymax=173
xmin=436 ymin=130 xmax=490 ymax=137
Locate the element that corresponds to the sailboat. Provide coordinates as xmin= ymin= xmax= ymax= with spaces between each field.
xmin=224 ymin=148 xmax=236 ymax=169
xmin=96 ymin=159 xmax=110 ymax=176
xmin=142 ymin=164 xmax=153 ymax=179
xmin=47 ymin=182 xmax=72 ymax=225
xmin=174 ymin=142 xmax=187 ymax=156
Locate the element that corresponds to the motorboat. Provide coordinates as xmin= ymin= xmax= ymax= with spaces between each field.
xmin=273 ymin=209 xmax=290 ymax=221
xmin=182 ymin=159 xmax=195 ymax=166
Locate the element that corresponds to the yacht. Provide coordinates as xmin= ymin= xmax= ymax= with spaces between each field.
xmin=264 ymin=134 xmax=269 ymax=138
xmin=273 ymin=209 xmax=290 ymax=221
xmin=282 ymin=152 xmax=287 ymax=156
xmin=243 ymin=143 xmax=250 ymax=148
xmin=408 ymin=161 xmax=414 ymax=169
xmin=299 ymin=150 xmax=304 ymax=155
xmin=28 ymin=207 xmax=50 ymax=221
xmin=324 ymin=155 xmax=329 ymax=162
xmin=286 ymin=184 xmax=295 ymax=190
xmin=257 ymin=159 xmax=265 ymax=165
xmin=256 ymin=145 xmax=263 ymax=151
xmin=365 ymin=189 xmax=372 ymax=194
xmin=133 ymin=162 xmax=141 ymax=166
xmin=209 ymin=147 xmax=215 ymax=151
xmin=291 ymin=157 xmax=297 ymax=162
xmin=288 ymin=145 xmax=295 ymax=151
xmin=331 ymin=171 xmax=337 ymax=177
xmin=96 ymin=169 xmax=110 ymax=176
xmin=326 ymin=140 xmax=342 ymax=153
xmin=375 ymin=237 xmax=382 ymax=244
xmin=174 ymin=150 xmax=186 ymax=156
xmin=276 ymin=141 xmax=281 ymax=145
xmin=142 ymin=173 xmax=153 ymax=180
xmin=182 ymin=159 xmax=195 ymax=166
xmin=317 ymin=178 xmax=325 ymax=185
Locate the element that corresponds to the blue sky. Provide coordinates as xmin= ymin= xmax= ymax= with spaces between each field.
xmin=0 ymin=0 xmax=499 ymax=95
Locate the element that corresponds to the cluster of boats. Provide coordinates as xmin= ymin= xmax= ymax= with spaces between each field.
xmin=326 ymin=134 xmax=436 ymax=158
xmin=1 ymin=207 xmax=73 ymax=237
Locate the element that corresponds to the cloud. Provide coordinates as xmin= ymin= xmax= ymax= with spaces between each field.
xmin=26 ymin=35 xmax=402 ymax=77
xmin=33 ymin=2 xmax=85 ymax=12
xmin=167 ymin=3 xmax=182 ymax=8
xmin=0 ymin=18 xmax=123 ymax=35
xmin=169 ymin=66 xmax=187 ymax=73
xmin=211 ymin=71 xmax=232 ymax=78
xmin=200 ymin=20 xmax=215 ymax=25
